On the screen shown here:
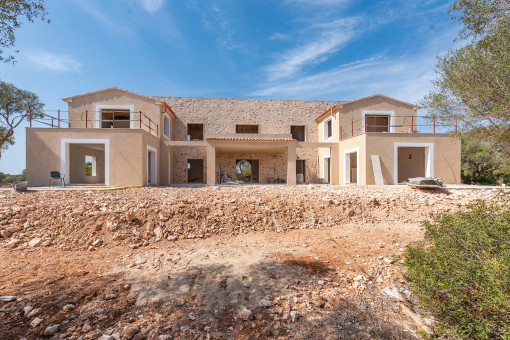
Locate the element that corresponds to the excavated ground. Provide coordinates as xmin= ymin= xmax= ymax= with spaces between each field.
xmin=0 ymin=185 xmax=505 ymax=340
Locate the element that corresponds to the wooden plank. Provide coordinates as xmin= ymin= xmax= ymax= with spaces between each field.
xmin=371 ymin=155 xmax=384 ymax=185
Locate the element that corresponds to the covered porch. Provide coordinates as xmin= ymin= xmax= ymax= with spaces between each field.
xmin=206 ymin=134 xmax=299 ymax=186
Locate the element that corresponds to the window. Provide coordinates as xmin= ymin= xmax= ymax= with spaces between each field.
xmin=101 ymin=109 xmax=130 ymax=129
xmin=236 ymin=124 xmax=258 ymax=134
xmin=187 ymin=124 xmax=203 ymax=140
xmin=291 ymin=126 xmax=305 ymax=141
xmin=163 ymin=114 xmax=170 ymax=139
xmin=365 ymin=115 xmax=389 ymax=132
xmin=85 ymin=155 xmax=97 ymax=176
xmin=323 ymin=118 xmax=332 ymax=140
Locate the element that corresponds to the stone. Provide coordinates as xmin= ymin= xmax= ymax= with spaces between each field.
xmin=23 ymin=305 xmax=34 ymax=315
xmin=259 ymin=299 xmax=271 ymax=307
xmin=98 ymin=336 xmax=114 ymax=340
xmin=62 ymin=304 xmax=75 ymax=311
xmin=0 ymin=230 xmax=11 ymax=238
xmin=29 ymin=238 xmax=43 ymax=247
xmin=26 ymin=308 xmax=41 ymax=318
xmin=154 ymin=226 xmax=163 ymax=239
xmin=82 ymin=324 xmax=92 ymax=332
xmin=347 ymin=210 xmax=355 ymax=217
xmin=43 ymin=324 xmax=60 ymax=336
xmin=290 ymin=310 xmax=299 ymax=322
xmin=6 ymin=225 xmax=21 ymax=233
xmin=0 ymin=295 xmax=16 ymax=302
xmin=188 ymin=313 xmax=196 ymax=320
xmin=122 ymin=324 xmax=140 ymax=339
xmin=30 ymin=317 xmax=43 ymax=327
xmin=237 ymin=306 xmax=253 ymax=321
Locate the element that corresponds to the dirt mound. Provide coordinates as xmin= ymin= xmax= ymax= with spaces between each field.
xmin=0 ymin=186 xmax=501 ymax=252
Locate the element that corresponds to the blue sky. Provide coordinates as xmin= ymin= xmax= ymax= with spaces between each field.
xmin=0 ymin=0 xmax=459 ymax=174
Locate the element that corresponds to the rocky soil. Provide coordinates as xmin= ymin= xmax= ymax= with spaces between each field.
xmin=0 ymin=185 xmax=506 ymax=339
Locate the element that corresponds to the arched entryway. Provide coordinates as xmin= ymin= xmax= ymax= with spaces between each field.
xmin=236 ymin=159 xmax=259 ymax=183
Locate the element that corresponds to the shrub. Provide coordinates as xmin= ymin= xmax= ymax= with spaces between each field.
xmin=403 ymin=194 xmax=510 ymax=339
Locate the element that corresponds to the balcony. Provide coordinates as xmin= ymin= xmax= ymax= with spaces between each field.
xmin=27 ymin=110 xmax=160 ymax=137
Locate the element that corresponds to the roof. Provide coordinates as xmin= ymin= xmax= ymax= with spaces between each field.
xmin=62 ymin=86 xmax=160 ymax=103
xmin=314 ymin=94 xmax=420 ymax=122
xmin=207 ymin=136 xmax=296 ymax=142
xmin=314 ymin=105 xmax=340 ymax=123
xmin=340 ymin=93 xmax=420 ymax=109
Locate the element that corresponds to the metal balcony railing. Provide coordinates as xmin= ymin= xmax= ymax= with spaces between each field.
xmin=26 ymin=109 xmax=160 ymax=137
xmin=339 ymin=115 xmax=460 ymax=140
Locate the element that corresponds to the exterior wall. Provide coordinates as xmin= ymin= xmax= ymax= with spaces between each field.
xmin=329 ymin=97 xmax=418 ymax=140
xmin=66 ymin=89 xmax=161 ymax=131
xmin=364 ymin=133 xmax=461 ymax=184
xmin=171 ymin=146 xmax=206 ymax=184
xmin=142 ymin=132 xmax=163 ymax=185
xmin=26 ymin=128 xmax=152 ymax=186
xmin=161 ymin=97 xmax=338 ymax=184
xmin=337 ymin=134 xmax=367 ymax=185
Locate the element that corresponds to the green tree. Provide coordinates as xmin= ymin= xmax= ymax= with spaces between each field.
xmin=0 ymin=0 xmax=50 ymax=63
xmin=0 ymin=80 xmax=44 ymax=159
xmin=421 ymin=0 xmax=510 ymax=153
xmin=461 ymin=128 xmax=502 ymax=184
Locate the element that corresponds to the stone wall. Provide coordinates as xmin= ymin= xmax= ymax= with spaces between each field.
xmin=161 ymin=97 xmax=338 ymax=184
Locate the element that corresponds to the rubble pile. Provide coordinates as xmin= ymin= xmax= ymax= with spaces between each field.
xmin=0 ymin=186 xmax=503 ymax=251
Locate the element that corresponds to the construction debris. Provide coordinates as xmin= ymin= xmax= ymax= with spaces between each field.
xmin=406 ymin=177 xmax=444 ymax=189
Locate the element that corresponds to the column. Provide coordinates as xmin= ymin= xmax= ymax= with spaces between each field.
xmin=206 ymin=143 xmax=216 ymax=186
xmin=287 ymin=143 xmax=297 ymax=186
xmin=331 ymin=144 xmax=340 ymax=185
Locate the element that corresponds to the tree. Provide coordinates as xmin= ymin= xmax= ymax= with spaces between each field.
xmin=0 ymin=80 xmax=44 ymax=159
xmin=0 ymin=0 xmax=50 ymax=63
xmin=461 ymin=128 xmax=502 ymax=184
xmin=421 ymin=0 xmax=510 ymax=153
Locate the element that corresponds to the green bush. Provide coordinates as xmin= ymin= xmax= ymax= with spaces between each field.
xmin=403 ymin=195 xmax=510 ymax=339
xmin=0 ymin=170 xmax=26 ymax=183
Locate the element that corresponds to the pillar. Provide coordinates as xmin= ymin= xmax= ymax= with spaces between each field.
xmin=206 ymin=143 xmax=216 ymax=186
xmin=331 ymin=144 xmax=340 ymax=185
xmin=287 ymin=144 xmax=297 ymax=186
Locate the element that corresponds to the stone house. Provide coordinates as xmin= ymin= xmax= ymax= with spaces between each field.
xmin=25 ymin=86 xmax=461 ymax=186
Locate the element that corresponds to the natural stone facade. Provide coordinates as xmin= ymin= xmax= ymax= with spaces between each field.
xmin=161 ymin=97 xmax=337 ymax=184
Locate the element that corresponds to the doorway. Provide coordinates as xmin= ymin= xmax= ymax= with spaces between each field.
xmin=296 ymin=160 xmax=306 ymax=184
xmin=188 ymin=159 xmax=204 ymax=183
xmin=235 ymin=159 xmax=259 ymax=183
xmin=343 ymin=147 xmax=359 ymax=185
xmin=323 ymin=156 xmax=330 ymax=183
xmin=147 ymin=146 xmax=157 ymax=186
xmin=397 ymin=147 xmax=426 ymax=182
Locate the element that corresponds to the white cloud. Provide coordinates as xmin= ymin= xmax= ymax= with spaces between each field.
xmin=77 ymin=3 xmax=138 ymax=38
xmin=264 ymin=17 xmax=359 ymax=81
xmin=252 ymin=27 xmax=458 ymax=103
xmin=27 ymin=52 xmax=82 ymax=72
xmin=140 ymin=0 xmax=164 ymax=13
xmin=269 ymin=32 xmax=290 ymax=41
